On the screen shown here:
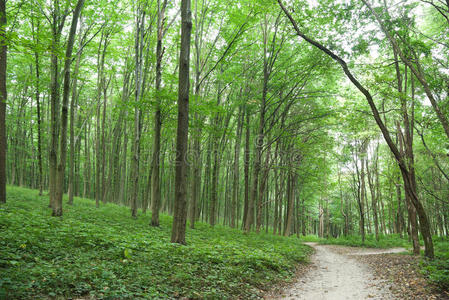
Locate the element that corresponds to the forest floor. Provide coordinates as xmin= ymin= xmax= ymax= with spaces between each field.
xmin=268 ymin=243 xmax=448 ymax=300
xmin=0 ymin=186 xmax=312 ymax=299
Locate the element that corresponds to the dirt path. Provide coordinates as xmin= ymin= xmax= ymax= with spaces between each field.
xmin=276 ymin=243 xmax=397 ymax=300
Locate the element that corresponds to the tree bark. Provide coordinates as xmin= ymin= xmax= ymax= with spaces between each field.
xmin=49 ymin=2 xmax=64 ymax=209
xmin=246 ymin=17 xmax=271 ymax=233
xmin=150 ymin=0 xmax=167 ymax=227
xmin=242 ymin=107 xmax=250 ymax=229
xmin=171 ymin=0 xmax=192 ymax=244
xmin=0 ymin=0 xmax=6 ymax=204
xmin=256 ymin=135 xmax=271 ymax=232
xmin=130 ymin=5 xmax=146 ymax=218
xmin=231 ymin=107 xmax=243 ymax=228
xmin=31 ymin=15 xmax=43 ymax=197
xmin=284 ymin=171 xmax=296 ymax=236
xmin=53 ymin=0 xmax=85 ymax=216
xmin=68 ymin=19 xmax=84 ymax=205
xmin=366 ymin=146 xmax=379 ymax=241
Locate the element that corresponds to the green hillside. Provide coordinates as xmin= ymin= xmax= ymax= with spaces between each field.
xmin=0 ymin=186 xmax=311 ymax=299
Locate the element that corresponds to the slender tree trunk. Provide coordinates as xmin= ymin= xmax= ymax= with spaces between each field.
xmin=54 ymin=0 xmax=85 ymax=216
xmin=95 ymin=34 xmax=106 ymax=208
xmin=202 ymin=138 xmax=212 ymax=223
xmin=246 ymin=21 xmax=270 ymax=233
xmin=189 ymin=126 xmax=202 ymax=228
xmin=242 ymin=108 xmax=250 ymax=229
xmin=277 ymin=160 xmax=285 ymax=235
xmin=256 ymin=137 xmax=271 ymax=232
xmin=83 ymin=122 xmax=90 ymax=198
xmin=31 ymin=16 xmax=43 ymax=197
xmin=284 ymin=171 xmax=295 ymax=236
xmin=189 ymin=0 xmax=208 ymax=229
xmin=398 ymin=122 xmax=420 ymax=254
xmin=101 ymin=76 xmax=109 ymax=204
xmin=0 ymin=0 xmax=5 ymax=204
xmin=130 ymin=5 xmax=146 ymax=218
xmin=68 ymin=20 xmax=84 ymax=205
xmin=49 ymin=6 xmax=62 ymax=209
xmin=231 ymin=107 xmax=243 ymax=228
xmin=360 ymin=150 xmax=366 ymax=243
xmin=301 ymin=197 xmax=306 ymax=236
xmin=393 ymin=59 xmax=420 ymax=254
xmin=273 ymin=146 xmax=279 ymax=235
xmin=354 ymin=141 xmax=367 ymax=243
xmin=171 ymin=0 xmax=192 ymax=244
xmin=110 ymin=61 xmax=130 ymax=203
xmin=119 ymin=121 xmax=128 ymax=205
xmin=338 ymin=166 xmax=348 ymax=236
xmin=366 ymin=146 xmax=379 ymax=241
xmin=150 ymin=0 xmax=166 ymax=226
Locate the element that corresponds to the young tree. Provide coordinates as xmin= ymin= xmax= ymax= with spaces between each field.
xmin=130 ymin=2 xmax=147 ymax=218
xmin=52 ymin=0 xmax=85 ymax=216
xmin=150 ymin=0 xmax=168 ymax=227
xmin=0 ymin=0 xmax=6 ymax=204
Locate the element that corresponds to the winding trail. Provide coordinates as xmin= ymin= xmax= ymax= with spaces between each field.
xmin=277 ymin=243 xmax=401 ymax=300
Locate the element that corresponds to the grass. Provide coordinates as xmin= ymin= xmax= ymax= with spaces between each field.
xmin=318 ymin=234 xmax=410 ymax=249
xmin=297 ymin=235 xmax=325 ymax=243
xmin=0 ymin=186 xmax=312 ymax=299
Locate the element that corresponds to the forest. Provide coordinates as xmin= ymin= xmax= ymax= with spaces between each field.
xmin=0 ymin=0 xmax=448 ymax=299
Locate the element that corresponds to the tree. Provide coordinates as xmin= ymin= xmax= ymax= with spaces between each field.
xmin=171 ymin=0 xmax=192 ymax=244
xmin=278 ymin=0 xmax=434 ymax=258
xmin=51 ymin=0 xmax=85 ymax=216
xmin=130 ymin=1 xmax=147 ymax=218
xmin=0 ymin=0 xmax=6 ymax=204
xmin=150 ymin=0 xmax=168 ymax=227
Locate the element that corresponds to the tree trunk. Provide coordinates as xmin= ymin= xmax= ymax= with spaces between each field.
xmin=53 ymin=0 xmax=85 ymax=216
xmin=284 ymin=171 xmax=296 ymax=236
xmin=31 ymin=16 xmax=43 ymax=197
xmin=366 ymin=146 xmax=379 ymax=241
xmin=242 ymin=107 xmax=250 ymax=229
xmin=49 ymin=5 xmax=63 ymax=209
xmin=273 ymin=145 xmax=279 ymax=235
xmin=68 ymin=20 xmax=84 ymax=205
xmin=171 ymin=0 xmax=192 ymax=244
xmin=101 ymin=76 xmax=109 ymax=204
xmin=256 ymin=136 xmax=271 ymax=232
xmin=95 ymin=34 xmax=106 ymax=208
xmin=0 ymin=0 xmax=5 ymax=204
xmin=230 ymin=107 xmax=243 ymax=228
xmin=130 ymin=5 xmax=146 ymax=218
xmin=119 ymin=121 xmax=128 ymax=205
xmin=246 ymin=19 xmax=270 ymax=233
xmin=150 ymin=0 xmax=167 ymax=227
xmin=209 ymin=129 xmax=219 ymax=226
xmin=398 ymin=122 xmax=420 ymax=254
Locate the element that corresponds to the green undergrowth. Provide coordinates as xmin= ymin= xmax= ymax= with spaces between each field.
xmin=297 ymin=235 xmax=325 ymax=243
xmin=319 ymin=234 xmax=410 ymax=249
xmin=0 ymin=186 xmax=312 ymax=299
xmin=421 ymin=238 xmax=449 ymax=291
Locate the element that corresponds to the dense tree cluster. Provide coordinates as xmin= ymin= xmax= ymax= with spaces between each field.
xmin=1 ymin=0 xmax=448 ymax=258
